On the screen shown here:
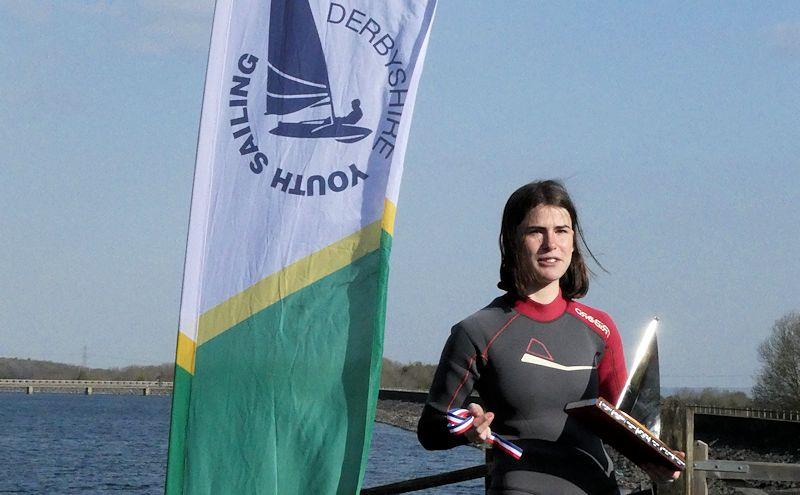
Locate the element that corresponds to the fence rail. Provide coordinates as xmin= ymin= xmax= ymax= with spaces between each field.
xmin=680 ymin=407 xmax=800 ymax=495
xmin=690 ymin=404 xmax=800 ymax=422
xmin=360 ymin=464 xmax=487 ymax=494
xmin=690 ymin=440 xmax=800 ymax=495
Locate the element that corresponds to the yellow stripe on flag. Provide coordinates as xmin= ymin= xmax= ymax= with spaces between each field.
xmin=176 ymin=332 xmax=197 ymax=375
xmin=196 ymin=220 xmax=383 ymax=346
xmin=382 ymin=198 xmax=397 ymax=236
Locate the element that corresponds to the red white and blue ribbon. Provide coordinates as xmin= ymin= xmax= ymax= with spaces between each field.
xmin=447 ymin=408 xmax=523 ymax=460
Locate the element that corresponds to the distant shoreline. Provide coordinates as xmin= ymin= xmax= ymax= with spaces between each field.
xmin=0 ymin=357 xmax=173 ymax=382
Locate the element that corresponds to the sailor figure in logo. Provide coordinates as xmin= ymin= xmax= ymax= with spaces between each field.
xmin=266 ymin=0 xmax=372 ymax=143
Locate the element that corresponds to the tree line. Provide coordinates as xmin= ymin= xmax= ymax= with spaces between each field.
xmin=0 ymin=357 xmax=173 ymax=381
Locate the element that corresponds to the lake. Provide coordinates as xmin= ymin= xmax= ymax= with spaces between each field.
xmin=0 ymin=393 xmax=483 ymax=494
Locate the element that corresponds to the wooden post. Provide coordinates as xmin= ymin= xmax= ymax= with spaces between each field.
xmin=143 ymin=387 xmax=150 ymax=396
xmin=85 ymin=386 xmax=93 ymax=395
xmin=657 ymin=398 xmax=686 ymax=495
xmin=684 ymin=407 xmax=695 ymax=495
xmin=26 ymin=386 xmax=34 ymax=394
xmin=691 ymin=440 xmax=708 ymax=495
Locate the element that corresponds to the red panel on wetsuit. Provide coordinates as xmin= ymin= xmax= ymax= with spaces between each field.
xmin=567 ymin=301 xmax=628 ymax=404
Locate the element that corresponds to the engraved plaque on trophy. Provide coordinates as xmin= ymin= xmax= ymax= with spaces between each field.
xmin=565 ymin=397 xmax=685 ymax=471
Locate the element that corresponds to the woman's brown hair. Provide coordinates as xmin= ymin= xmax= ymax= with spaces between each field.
xmin=498 ymin=180 xmax=602 ymax=299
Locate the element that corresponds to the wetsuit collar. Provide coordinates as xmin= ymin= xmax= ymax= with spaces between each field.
xmin=512 ymin=289 xmax=568 ymax=322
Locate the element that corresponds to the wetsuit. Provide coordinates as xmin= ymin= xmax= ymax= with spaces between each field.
xmin=417 ymin=291 xmax=628 ymax=495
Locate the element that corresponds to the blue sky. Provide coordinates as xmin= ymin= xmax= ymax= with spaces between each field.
xmin=2 ymin=1 xmax=799 ymax=389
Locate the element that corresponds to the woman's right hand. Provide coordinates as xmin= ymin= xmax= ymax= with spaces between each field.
xmin=464 ymin=403 xmax=495 ymax=446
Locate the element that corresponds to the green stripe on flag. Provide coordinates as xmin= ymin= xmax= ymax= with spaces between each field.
xmin=171 ymin=233 xmax=391 ymax=494
xmin=166 ymin=364 xmax=194 ymax=495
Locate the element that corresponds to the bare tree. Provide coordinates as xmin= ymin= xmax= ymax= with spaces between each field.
xmin=752 ymin=312 xmax=800 ymax=410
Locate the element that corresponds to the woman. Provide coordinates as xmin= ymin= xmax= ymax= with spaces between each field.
xmin=417 ymin=180 xmax=667 ymax=494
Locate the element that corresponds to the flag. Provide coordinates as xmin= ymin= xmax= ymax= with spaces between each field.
xmin=165 ymin=0 xmax=437 ymax=493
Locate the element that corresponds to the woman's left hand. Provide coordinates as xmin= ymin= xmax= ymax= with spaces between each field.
xmin=641 ymin=450 xmax=684 ymax=483
xmin=641 ymin=463 xmax=681 ymax=483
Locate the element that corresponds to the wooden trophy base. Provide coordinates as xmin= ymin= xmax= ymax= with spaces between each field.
xmin=565 ymin=397 xmax=685 ymax=472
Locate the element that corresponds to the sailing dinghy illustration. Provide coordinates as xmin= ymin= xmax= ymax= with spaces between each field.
xmin=266 ymin=0 xmax=372 ymax=144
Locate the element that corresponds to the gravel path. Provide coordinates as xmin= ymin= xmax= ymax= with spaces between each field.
xmin=375 ymin=400 xmax=423 ymax=433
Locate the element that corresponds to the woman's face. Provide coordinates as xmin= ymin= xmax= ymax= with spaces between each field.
xmin=520 ymin=204 xmax=575 ymax=289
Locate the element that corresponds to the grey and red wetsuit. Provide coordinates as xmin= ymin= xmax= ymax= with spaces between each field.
xmin=417 ymin=291 xmax=628 ymax=495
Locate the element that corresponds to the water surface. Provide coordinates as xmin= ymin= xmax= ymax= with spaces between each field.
xmin=0 ymin=393 xmax=482 ymax=494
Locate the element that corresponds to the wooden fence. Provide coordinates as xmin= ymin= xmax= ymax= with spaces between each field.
xmin=660 ymin=405 xmax=800 ymax=495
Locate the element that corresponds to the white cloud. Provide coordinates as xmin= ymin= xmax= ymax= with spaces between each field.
xmin=132 ymin=16 xmax=213 ymax=54
xmin=139 ymin=0 xmax=213 ymax=17
xmin=1 ymin=0 xmax=213 ymax=55
xmin=769 ymin=21 xmax=800 ymax=55
xmin=127 ymin=0 xmax=215 ymax=54
xmin=63 ymin=0 xmax=214 ymax=55
xmin=0 ymin=0 xmax=53 ymax=23
xmin=65 ymin=1 xmax=128 ymax=16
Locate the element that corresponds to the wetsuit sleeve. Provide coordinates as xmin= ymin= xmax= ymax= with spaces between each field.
xmin=417 ymin=324 xmax=481 ymax=450
xmin=597 ymin=317 xmax=627 ymax=405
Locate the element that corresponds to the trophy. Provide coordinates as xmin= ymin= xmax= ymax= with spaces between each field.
xmin=565 ymin=318 xmax=685 ymax=471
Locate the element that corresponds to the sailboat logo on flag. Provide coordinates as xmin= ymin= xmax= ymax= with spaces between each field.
xmin=226 ymin=0 xmax=415 ymax=197
xmin=266 ymin=0 xmax=371 ymax=143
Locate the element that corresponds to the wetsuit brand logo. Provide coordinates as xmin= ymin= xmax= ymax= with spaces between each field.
xmin=227 ymin=0 xmax=413 ymax=197
xmin=521 ymin=338 xmax=595 ymax=372
xmin=574 ymin=307 xmax=610 ymax=338
xmin=525 ymin=338 xmax=554 ymax=361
